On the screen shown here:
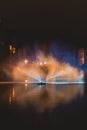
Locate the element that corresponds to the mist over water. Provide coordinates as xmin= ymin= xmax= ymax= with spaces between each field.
xmin=0 ymin=45 xmax=85 ymax=112
xmin=11 ymin=52 xmax=84 ymax=84
xmin=0 ymin=45 xmax=86 ymax=129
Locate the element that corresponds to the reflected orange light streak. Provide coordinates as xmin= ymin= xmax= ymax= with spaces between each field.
xmin=9 ymin=84 xmax=84 ymax=112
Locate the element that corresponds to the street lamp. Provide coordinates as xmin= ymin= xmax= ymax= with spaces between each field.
xmin=24 ymin=59 xmax=28 ymax=64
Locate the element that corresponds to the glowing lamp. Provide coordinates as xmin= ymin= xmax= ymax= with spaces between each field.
xmin=9 ymin=45 xmax=12 ymax=51
xmin=44 ymin=61 xmax=47 ymax=65
xmin=25 ymin=80 xmax=28 ymax=83
xmin=40 ymin=62 xmax=43 ymax=66
xmin=24 ymin=60 xmax=28 ymax=64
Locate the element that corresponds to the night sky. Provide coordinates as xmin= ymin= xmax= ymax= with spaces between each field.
xmin=0 ymin=0 xmax=87 ymax=47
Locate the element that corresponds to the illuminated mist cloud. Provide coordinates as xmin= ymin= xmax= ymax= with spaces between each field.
xmin=11 ymin=51 xmax=84 ymax=83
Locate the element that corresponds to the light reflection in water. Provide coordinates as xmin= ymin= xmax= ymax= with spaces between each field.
xmin=9 ymin=88 xmax=15 ymax=104
xmin=25 ymin=83 xmax=28 ymax=90
xmin=9 ymin=94 xmax=11 ymax=104
xmin=8 ymin=84 xmax=84 ymax=112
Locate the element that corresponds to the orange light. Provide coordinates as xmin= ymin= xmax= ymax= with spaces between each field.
xmin=25 ymin=80 xmax=28 ymax=83
xmin=9 ymin=45 xmax=12 ymax=51
xmin=24 ymin=60 xmax=28 ymax=64
xmin=12 ymin=88 xmax=15 ymax=98
xmin=25 ymin=83 xmax=28 ymax=90
xmin=80 ymin=58 xmax=84 ymax=64
xmin=13 ymin=47 xmax=16 ymax=54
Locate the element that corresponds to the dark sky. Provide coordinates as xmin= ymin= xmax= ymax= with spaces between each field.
xmin=0 ymin=0 xmax=87 ymax=47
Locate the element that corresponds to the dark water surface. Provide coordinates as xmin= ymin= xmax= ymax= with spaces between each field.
xmin=0 ymin=83 xmax=87 ymax=129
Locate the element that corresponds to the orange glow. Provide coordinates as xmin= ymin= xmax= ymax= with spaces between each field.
xmin=13 ymin=47 xmax=16 ymax=54
xmin=80 ymin=58 xmax=84 ymax=64
xmin=9 ymin=45 xmax=12 ymax=51
xmin=25 ymin=83 xmax=28 ymax=90
xmin=78 ymin=48 xmax=84 ymax=65
xmin=13 ymin=84 xmax=84 ymax=112
xmin=24 ymin=60 xmax=28 ymax=64
xmin=9 ymin=88 xmax=15 ymax=104
xmin=12 ymin=52 xmax=84 ymax=82
xmin=25 ymin=80 xmax=28 ymax=83
xmin=9 ymin=94 xmax=12 ymax=104
xmin=12 ymin=88 xmax=15 ymax=98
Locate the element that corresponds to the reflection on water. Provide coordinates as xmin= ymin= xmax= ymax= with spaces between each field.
xmin=9 ymin=88 xmax=15 ymax=104
xmin=0 ymin=83 xmax=84 ymax=112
